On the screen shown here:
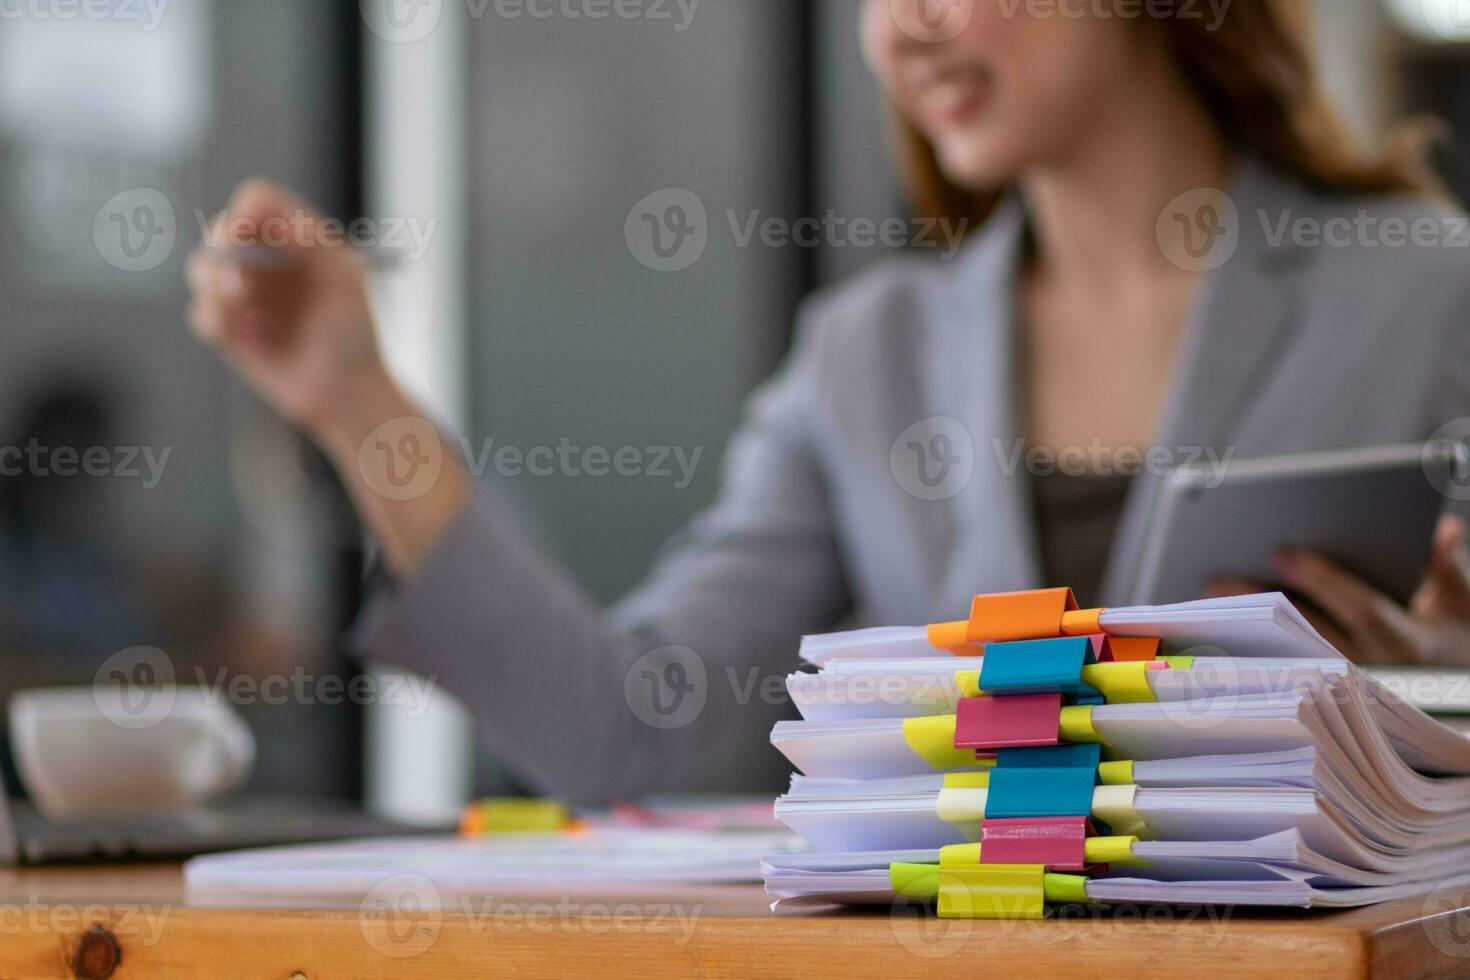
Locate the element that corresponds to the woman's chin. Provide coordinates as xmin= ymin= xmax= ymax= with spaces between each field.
xmin=932 ymin=138 xmax=1023 ymax=195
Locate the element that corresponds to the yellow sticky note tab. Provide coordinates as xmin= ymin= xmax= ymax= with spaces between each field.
xmin=1058 ymin=705 xmax=1104 ymax=744
xmin=890 ymin=863 xmax=941 ymax=900
xmin=1084 ymin=835 xmax=1138 ymax=865
xmin=955 ymin=670 xmax=983 ymax=699
xmin=1042 ymin=873 xmax=1091 ymax=905
xmin=943 ymin=771 xmax=991 ymax=789
xmin=1098 ymin=760 xmax=1134 ymax=785
xmin=937 ymin=865 xmax=1048 ymax=920
xmin=461 ymin=798 xmax=569 ymax=836
xmin=1092 ymin=784 xmax=1149 ymax=839
xmin=939 ymin=843 xmax=982 ymax=867
xmin=1080 ymin=662 xmax=1157 ymax=704
xmin=903 ymin=715 xmax=982 ymax=770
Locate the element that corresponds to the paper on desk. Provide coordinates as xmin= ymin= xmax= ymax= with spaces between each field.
xmin=185 ymin=828 xmax=802 ymax=904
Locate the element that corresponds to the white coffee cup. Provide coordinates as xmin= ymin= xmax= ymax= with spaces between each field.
xmin=8 ymin=687 xmax=255 ymax=821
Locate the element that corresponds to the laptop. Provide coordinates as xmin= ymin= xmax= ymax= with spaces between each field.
xmin=0 ymin=789 xmax=439 ymax=865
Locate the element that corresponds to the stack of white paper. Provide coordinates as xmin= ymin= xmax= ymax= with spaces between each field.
xmin=764 ymin=592 xmax=1470 ymax=916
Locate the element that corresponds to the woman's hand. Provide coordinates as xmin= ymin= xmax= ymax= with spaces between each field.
xmin=185 ymin=180 xmax=394 ymax=443
xmin=186 ymin=179 xmax=469 ymax=577
xmin=1211 ymin=515 xmax=1470 ymax=666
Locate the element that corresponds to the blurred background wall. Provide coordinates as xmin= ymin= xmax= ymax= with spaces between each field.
xmin=0 ymin=0 xmax=1465 ymax=818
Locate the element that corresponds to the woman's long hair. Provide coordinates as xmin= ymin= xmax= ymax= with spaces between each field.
xmin=899 ymin=0 xmax=1444 ymax=231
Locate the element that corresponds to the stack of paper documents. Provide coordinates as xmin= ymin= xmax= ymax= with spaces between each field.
xmin=764 ymin=589 xmax=1470 ymax=918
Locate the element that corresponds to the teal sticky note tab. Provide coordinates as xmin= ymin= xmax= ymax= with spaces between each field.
xmin=1074 ymin=694 xmax=1106 ymax=707
xmin=984 ymin=767 xmax=1095 ymax=819
xmin=996 ymin=744 xmax=1102 ymax=771
xmin=979 ymin=637 xmax=1095 ymax=697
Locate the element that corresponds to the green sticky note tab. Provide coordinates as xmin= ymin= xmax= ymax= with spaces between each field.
xmin=1043 ymin=873 xmax=1091 ymax=905
xmin=890 ymin=863 xmax=941 ymax=900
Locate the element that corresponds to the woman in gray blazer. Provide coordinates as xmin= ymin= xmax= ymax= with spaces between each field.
xmin=187 ymin=1 xmax=1470 ymax=802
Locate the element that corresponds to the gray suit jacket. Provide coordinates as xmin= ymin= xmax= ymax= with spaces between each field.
xmin=354 ymin=159 xmax=1470 ymax=804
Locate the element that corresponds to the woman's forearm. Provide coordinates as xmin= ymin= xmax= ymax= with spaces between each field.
xmin=314 ymin=371 xmax=472 ymax=580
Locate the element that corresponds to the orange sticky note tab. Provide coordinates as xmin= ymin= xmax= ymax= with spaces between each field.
xmin=1106 ymin=637 xmax=1162 ymax=663
xmin=965 ymin=589 xmax=1100 ymax=644
xmin=928 ymin=621 xmax=985 ymax=656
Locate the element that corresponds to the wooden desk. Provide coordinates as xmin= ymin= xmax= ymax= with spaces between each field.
xmin=1 ymin=863 xmax=1468 ymax=979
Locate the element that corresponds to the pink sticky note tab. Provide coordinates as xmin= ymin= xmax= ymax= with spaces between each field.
xmin=981 ymin=816 xmax=1092 ymax=871
xmin=954 ymin=694 xmax=1061 ymax=750
xmin=1087 ymin=634 xmax=1113 ymax=663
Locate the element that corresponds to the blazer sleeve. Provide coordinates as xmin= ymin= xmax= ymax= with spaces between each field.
xmin=1429 ymin=274 xmax=1470 ymax=521
xmin=350 ymin=306 xmax=852 ymax=804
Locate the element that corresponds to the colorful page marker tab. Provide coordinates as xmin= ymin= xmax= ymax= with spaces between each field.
xmin=955 ymin=694 xmax=1063 ymax=750
xmin=984 ymin=767 xmax=1096 ymax=818
xmin=936 ymin=865 xmax=1049 ymax=920
xmin=1058 ymin=705 xmax=1104 ymax=744
xmin=1106 ymin=636 xmax=1162 ymax=662
xmin=890 ymin=863 xmax=941 ymax=900
xmin=928 ymin=621 xmax=984 ymax=656
xmin=939 ymin=843 xmax=983 ymax=866
xmin=1084 ymin=835 xmax=1139 ymax=865
xmin=964 ymin=589 xmax=1104 ymax=644
xmin=996 ymin=743 xmax=1103 ymax=771
xmin=1043 ymin=873 xmax=1092 ymax=906
xmin=1097 ymin=760 xmax=1134 ymax=785
xmin=936 ymin=787 xmax=988 ymax=825
xmin=903 ymin=715 xmax=986 ymax=770
xmin=955 ymin=670 xmax=983 ymax=699
xmin=1079 ymin=662 xmax=1159 ymax=704
xmin=1092 ymin=784 xmax=1149 ymax=838
xmin=460 ymin=798 xmax=571 ymax=836
xmin=980 ymin=816 xmax=1091 ymax=870
xmin=978 ymin=637 xmax=1096 ymax=696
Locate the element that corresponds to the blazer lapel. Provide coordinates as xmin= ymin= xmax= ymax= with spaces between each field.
xmin=1100 ymin=158 xmax=1318 ymax=604
xmin=918 ymin=196 xmax=1042 ymax=617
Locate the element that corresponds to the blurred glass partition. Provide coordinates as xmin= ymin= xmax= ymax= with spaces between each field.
xmin=0 ymin=0 xmax=364 ymax=799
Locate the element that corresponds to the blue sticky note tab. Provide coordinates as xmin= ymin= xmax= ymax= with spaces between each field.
xmin=984 ymin=767 xmax=1095 ymax=819
xmin=1074 ymin=694 xmax=1106 ymax=707
xmin=978 ymin=637 xmax=1094 ymax=696
xmin=996 ymin=744 xmax=1102 ymax=771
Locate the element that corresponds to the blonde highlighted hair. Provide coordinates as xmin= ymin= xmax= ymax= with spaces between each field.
xmin=898 ymin=0 xmax=1444 ymax=231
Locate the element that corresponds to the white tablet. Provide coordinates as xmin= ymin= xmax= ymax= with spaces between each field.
xmin=1129 ymin=443 xmax=1466 ymax=606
